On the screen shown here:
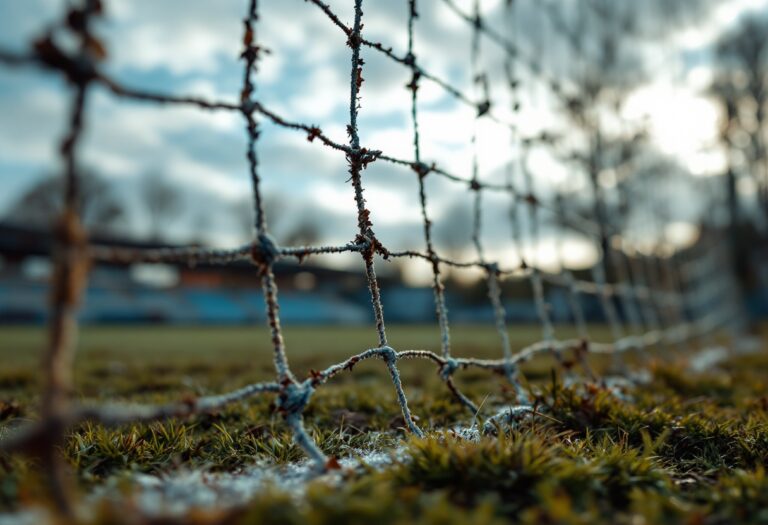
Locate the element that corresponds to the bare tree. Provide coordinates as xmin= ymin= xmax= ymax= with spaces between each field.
xmin=712 ymin=15 xmax=768 ymax=229
xmin=4 ymin=171 xmax=125 ymax=236
xmin=433 ymin=199 xmax=473 ymax=277
xmin=230 ymin=193 xmax=303 ymax=244
xmin=708 ymin=15 xmax=768 ymax=290
xmin=283 ymin=216 xmax=322 ymax=247
xmin=141 ymin=173 xmax=182 ymax=242
xmin=232 ymin=198 xmax=256 ymax=242
xmin=232 ymin=195 xmax=280 ymax=243
xmin=550 ymin=0 xmax=651 ymax=284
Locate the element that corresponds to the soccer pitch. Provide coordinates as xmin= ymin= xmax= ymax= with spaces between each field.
xmin=1 ymin=324 xmax=767 ymax=524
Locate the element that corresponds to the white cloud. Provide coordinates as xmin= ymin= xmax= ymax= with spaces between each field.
xmin=624 ymin=81 xmax=722 ymax=175
xmin=0 ymin=82 xmax=65 ymax=166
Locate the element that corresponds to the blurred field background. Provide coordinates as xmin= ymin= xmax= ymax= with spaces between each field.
xmin=0 ymin=324 xmax=612 ymax=400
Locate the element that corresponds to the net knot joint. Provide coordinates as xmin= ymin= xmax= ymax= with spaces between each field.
xmin=277 ymin=380 xmax=314 ymax=415
xmin=440 ymin=357 xmax=459 ymax=380
xmin=377 ymin=346 xmax=397 ymax=363
xmin=411 ymin=161 xmax=431 ymax=178
xmin=251 ymin=232 xmax=280 ymax=270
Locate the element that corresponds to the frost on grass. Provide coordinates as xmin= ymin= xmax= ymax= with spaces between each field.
xmin=482 ymin=405 xmax=536 ymax=436
xmin=0 ymin=437 xmax=408 ymax=524
xmin=90 ymin=442 xmax=406 ymax=517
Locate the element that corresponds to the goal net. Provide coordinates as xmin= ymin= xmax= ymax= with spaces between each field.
xmin=0 ymin=0 xmax=747 ymax=510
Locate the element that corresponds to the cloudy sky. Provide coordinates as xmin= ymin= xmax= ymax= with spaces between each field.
xmin=0 ymin=0 xmax=766 ymax=281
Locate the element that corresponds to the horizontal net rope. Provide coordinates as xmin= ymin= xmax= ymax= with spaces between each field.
xmin=0 ymin=0 xmax=746 ymax=513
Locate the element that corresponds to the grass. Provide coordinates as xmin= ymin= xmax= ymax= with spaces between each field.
xmin=0 ymin=323 xmax=767 ymax=524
